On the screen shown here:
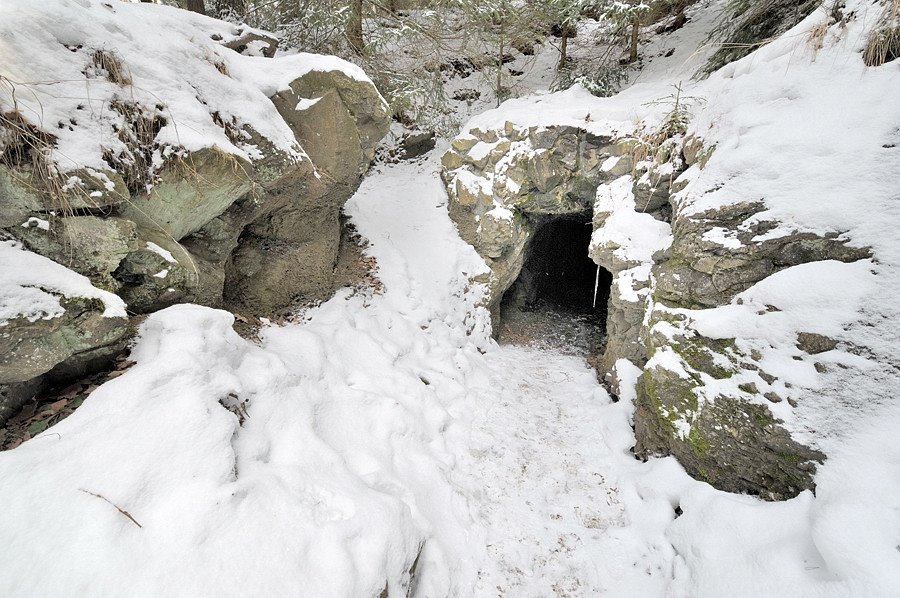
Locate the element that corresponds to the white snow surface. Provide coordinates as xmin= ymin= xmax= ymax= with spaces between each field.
xmin=591 ymin=175 xmax=673 ymax=265
xmin=2 ymin=150 xmax=899 ymax=596
xmin=0 ymin=240 xmax=126 ymax=323
xmin=145 ymin=241 xmax=177 ymax=264
xmin=1 ymin=1 xmax=900 ymax=596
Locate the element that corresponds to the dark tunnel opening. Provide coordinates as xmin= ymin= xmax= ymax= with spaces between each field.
xmin=498 ymin=214 xmax=613 ymax=355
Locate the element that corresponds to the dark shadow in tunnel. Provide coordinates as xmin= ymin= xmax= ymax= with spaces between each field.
xmin=498 ymin=214 xmax=613 ymax=354
xmin=504 ymin=215 xmax=612 ymax=318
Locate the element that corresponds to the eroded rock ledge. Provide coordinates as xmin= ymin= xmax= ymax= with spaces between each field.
xmin=443 ymin=120 xmax=869 ymax=499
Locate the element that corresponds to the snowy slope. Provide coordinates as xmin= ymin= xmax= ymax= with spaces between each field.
xmin=0 ymin=0 xmax=380 ymax=175
xmin=2 ymin=149 xmax=899 ymax=597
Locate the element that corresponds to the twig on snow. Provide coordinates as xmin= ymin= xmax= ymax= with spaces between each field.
xmin=79 ymin=488 xmax=143 ymax=529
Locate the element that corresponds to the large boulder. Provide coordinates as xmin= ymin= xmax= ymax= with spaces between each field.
xmin=270 ymin=69 xmax=390 ymax=182
xmin=1 ymin=67 xmax=390 ymax=316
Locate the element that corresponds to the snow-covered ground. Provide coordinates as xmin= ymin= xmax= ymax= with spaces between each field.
xmin=2 ymin=149 xmax=898 ymax=597
xmin=2 ymin=0 xmax=900 ymax=596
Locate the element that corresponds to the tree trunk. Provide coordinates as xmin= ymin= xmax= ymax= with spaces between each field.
xmin=628 ymin=17 xmax=640 ymax=63
xmin=348 ymin=0 xmax=364 ymax=54
xmin=673 ymin=2 xmax=688 ymax=30
xmin=213 ymin=0 xmax=247 ymax=20
xmin=496 ymin=26 xmax=505 ymax=107
xmin=558 ymin=23 xmax=570 ymax=71
xmin=186 ymin=0 xmax=206 ymax=15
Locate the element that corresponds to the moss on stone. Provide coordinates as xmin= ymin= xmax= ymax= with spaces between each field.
xmin=640 ymin=363 xmax=702 ymax=436
xmin=639 ymin=369 xmax=678 ymax=437
xmin=688 ymin=427 xmax=711 ymax=458
xmin=696 ymin=467 xmax=710 ymax=482
xmin=696 ymin=144 xmax=716 ymax=169
xmin=672 ymin=335 xmax=738 ymax=380
xmin=748 ymin=402 xmax=777 ymax=429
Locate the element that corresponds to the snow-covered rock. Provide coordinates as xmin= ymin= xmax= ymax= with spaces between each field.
xmin=0 ymin=0 xmax=390 ymax=315
xmin=0 ymin=241 xmax=128 ymax=424
xmin=442 ymin=0 xmax=898 ymax=498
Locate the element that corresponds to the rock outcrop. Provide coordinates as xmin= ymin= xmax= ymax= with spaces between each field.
xmin=0 ymin=4 xmax=390 ymax=426
xmin=1 ymin=67 xmax=388 ymax=316
xmin=443 ymin=119 xmax=869 ymax=499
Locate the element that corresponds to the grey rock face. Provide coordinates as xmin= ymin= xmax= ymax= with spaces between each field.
xmin=442 ymin=124 xmax=618 ymax=315
xmin=443 ymin=121 xmax=868 ymax=500
xmin=117 ymin=147 xmax=254 ymax=242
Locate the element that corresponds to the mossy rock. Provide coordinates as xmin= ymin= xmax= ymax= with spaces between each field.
xmin=0 ymin=165 xmax=129 ymax=228
xmin=673 ymin=334 xmax=738 ymax=380
xmin=635 ymin=365 xmax=824 ymax=500
xmin=12 ymin=216 xmax=137 ymax=291
xmin=0 ymin=165 xmax=47 ymax=227
xmin=119 ymin=147 xmax=254 ymax=241
xmin=114 ymin=230 xmax=197 ymax=313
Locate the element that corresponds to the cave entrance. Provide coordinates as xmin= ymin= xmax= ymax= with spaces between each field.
xmin=498 ymin=214 xmax=613 ymax=357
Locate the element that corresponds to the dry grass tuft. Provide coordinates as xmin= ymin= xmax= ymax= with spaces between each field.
xmin=212 ymin=60 xmax=230 ymax=76
xmin=88 ymin=49 xmax=132 ymax=86
xmin=0 ymin=109 xmax=72 ymax=217
xmin=864 ymin=0 xmax=900 ymax=66
xmin=0 ymin=110 xmax=55 ymax=175
xmin=807 ymin=19 xmax=832 ymax=55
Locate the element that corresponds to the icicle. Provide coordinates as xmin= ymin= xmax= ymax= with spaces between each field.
xmin=592 ymin=264 xmax=600 ymax=309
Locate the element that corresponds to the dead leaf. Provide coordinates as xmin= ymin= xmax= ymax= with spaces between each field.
xmin=47 ymin=399 xmax=67 ymax=414
xmin=18 ymin=401 xmax=37 ymax=421
xmin=27 ymin=419 xmax=49 ymax=435
xmin=114 ymin=359 xmax=135 ymax=371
